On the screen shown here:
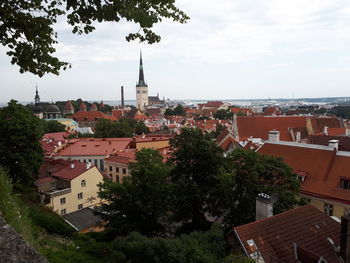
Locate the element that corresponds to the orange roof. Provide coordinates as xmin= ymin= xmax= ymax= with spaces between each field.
xmin=55 ymin=138 xmax=132 ymax=157
xmin=230 ymin=107 xmax=254 ymax=116
xmin=236 ymin=116 xmax=308 ymax=141
xmin=328 ymin=128 xmax=346 ymax=136
xmin=79 ymin=102 xmax=87 ymax=111
xmin=70 ymin=110 xmax=115 ymax=122
xmin=258 ymin=142 xmax=350 ymax=204
xmin=64 ymin=100 xmax=74 ymax=111
xmin=204 ymin=101 xmax=224 ymax=108
xmin=105 ymin=150 xmax=136 ymax=164
xmin=234 ymin=205 xmax=340 ymax=262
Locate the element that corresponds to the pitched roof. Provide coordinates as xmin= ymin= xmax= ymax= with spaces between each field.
xmin=234 ymin=205 xmax=340 ymax=263
xmin=236 ymin=116 xmax=308 ymax=141
xmin=105 ymin=150 xmax=136 ymax=164
xmin=55 ymin=138 xmax=132 ymax=157
xmin=63 ymin=100 xmax=74 ymax=111
xmin=258 ymin=141 xmax=350 ymax=205
xmin=328 ymin=128 xmax=346 ymax=136
xmin=204 ymin=101 xmax=224 ymax=108
xmin=79 ymin=102 xmax=87 ymax=111
xmin=70 ymin=110 xmax=114 ymax=122
xmin=309 ymin=135 xmax=350 ymax=151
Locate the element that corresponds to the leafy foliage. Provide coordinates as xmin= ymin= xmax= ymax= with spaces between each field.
xmin=0 ymin=0 xmax=189 ymax=76
xmin=40 ymin=119 xmax=66 ymax=133
xmin=0 ymin=100 xmax=43 ymax=184
xmin=216 ymin=149 xmax=300 ymax=228
xmin=98 ymin=149 xmax=171 ymax=236
xmin=173 ymin=104 xmax=186 ymax=116
xmin=169 ymin=128 xmax=224 ymax=233
xmin=330 ymin=106 xmax=350 ymax=119
xmin=213 ymin=109 xmax=233 ymax=120
xmin=94 ymin=118 xmax=148 ymax=138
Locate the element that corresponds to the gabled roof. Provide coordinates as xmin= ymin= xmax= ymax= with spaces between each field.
xmin=105 ymin=150 xmax=136 ymax=164
xmin=234 ymin=205 xmax=340 ymax=263
xmin=204 ymin=101 xmax=224 ymax=108
xmin=63 ymin=100 xmax=74 ymax=111
xmin=236 ymin=116 xmax=308 ymax=141
xmin=328 ymin=128 xmax=346 ymax=136
xmin=258 ymin=141 xmax=350 ymax=205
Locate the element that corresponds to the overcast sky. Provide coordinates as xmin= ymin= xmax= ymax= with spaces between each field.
xmin=1 ymin=0 xmax=350 ymax=103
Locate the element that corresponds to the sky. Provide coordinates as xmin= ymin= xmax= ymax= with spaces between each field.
xmin=1 ymin=0 xmax=350 ymax=103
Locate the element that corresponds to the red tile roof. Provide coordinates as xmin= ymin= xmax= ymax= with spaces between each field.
xmin=55 ymin=138 xmax=132 ymax=157
xmin=258 ymin=142 xmax=350 ymax=205
xmin=328 ymin=128 xmax=346 ymax=136
xmin=64 ymin=100 xmax=74 ymax=111
xmin=79 ymin=102 xmax=87 ymax=111
xmin=90 ymin=103 xmax=97 ymax=111
xmin=37 ymin=158 xmax=96 ymax=182
xmin=234 ymin=205 xmax=340 ymax=263
xmin=43 ymin=132 xmax=69 ymax=142
xmin=236 ymin=116 xmax=308 ymax=141
xmin=70 ymin=110 xmax=114 ymax=122
xmin=105 ymin=150 xmax=136 ymax=164
xmin=204 ymin=101 xmax=224 ymax=108
xmin=309 ymin=135 xmax=350 ymax=151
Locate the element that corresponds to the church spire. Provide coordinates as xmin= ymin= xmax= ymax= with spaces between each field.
xmin=34 ymin=84 xmax=40 ymax=104
xmin=137 ymin=50 xmax=147 ymax=87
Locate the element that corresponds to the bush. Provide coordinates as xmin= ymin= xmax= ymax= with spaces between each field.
xmin=29 ymin=206 xmax=75 ymax=236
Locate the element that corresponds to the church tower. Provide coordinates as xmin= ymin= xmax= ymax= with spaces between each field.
xmin=136 ymin=51 xmax=149 ymax=111
xmin=35 ymin=84 xmax=40 ymax=104
xmin=33 ymin=84 xmax=43 ymax=119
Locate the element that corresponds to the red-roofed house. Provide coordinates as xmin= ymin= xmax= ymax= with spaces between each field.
xmin=105 ymin=150 xmax=136 ymax=183
xmin=54 ymin=138 xmax=132 ymax=171
xmin=216 ymin=128 xmax=241 ymax=154
xmin=35 ymin=158 xmax=104 ymax=215
xmin=234 ymin=205 xmax=341 ymax=263
xmin=63 ymin=100 xmax=74 ymax=116
xmin=70 ymin=110 xmax=115 ymax=131
xmin=258 ymin=141 xmax=350 ymax=218
xmin=230 ymin=107 xmax=254 ymax=116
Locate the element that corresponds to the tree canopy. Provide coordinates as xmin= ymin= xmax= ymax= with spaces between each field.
xmin=98 ymin=149 xmax=171 ymax=236
xmin=0 ymin=100 xmax=43 ymax=184
xmin=94 ymin=118 xmax=149 ymax=138
xmin=40 ymin=119 xmax=66 ymax=133
xmin=0 ymin=0 xmax=189 ymax=76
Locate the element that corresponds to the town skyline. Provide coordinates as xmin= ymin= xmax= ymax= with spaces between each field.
xmin=1 ymin=0 xmax=350 ymax=102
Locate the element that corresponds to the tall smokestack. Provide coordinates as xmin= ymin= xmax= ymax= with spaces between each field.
xmin=121 ymin=86 xmax=125 ymax=107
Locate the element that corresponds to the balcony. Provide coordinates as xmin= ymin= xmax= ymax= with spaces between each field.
xmin=44 ymin=188 xmax=71 ymax=198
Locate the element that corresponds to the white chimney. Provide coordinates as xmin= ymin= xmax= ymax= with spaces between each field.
xmin=86 ymin=162 xmax=91 ymax=169
xmin=268 ymin=130 xmax=280 ymax=142
xmin=296 ymin=131 xmax=301 ymax=143
xmin=324 ymin=126 xmax=329 ymax=135
xmin=256 ymin=193 xmax=278 ymax=221
xmin=57 ymin=141 xmax=62 ymax=147
xmin=70 ymin=163 xmax=75 ymax=169
xmin=329 ymin=139 xmax=339 ymax=151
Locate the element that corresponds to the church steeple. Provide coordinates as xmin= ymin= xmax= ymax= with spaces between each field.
xmin=137 ymin=50 xmax=147 ymax=87
xmin=34 ymin=84 xmax=40 ymax=104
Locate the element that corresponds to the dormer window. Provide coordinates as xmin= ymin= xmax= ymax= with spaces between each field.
xmin=296 ymin=171 xmax=307 ymax=182
xmin=340 ymin=178 xmax=350 ymax=190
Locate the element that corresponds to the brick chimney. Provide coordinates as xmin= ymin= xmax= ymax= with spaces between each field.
xmin=296 ymin=131 xmax=301 ymax=143
xmin=256 ymin=193 xmax=278 ymax=221
xmin=268 ymin=130 xmax=280 ymax=142
xmin=329 ymin=139 xmax=339 ymax=151
xmin=340 ymin=211 xmax=350 ymax=263
xmin=324 ymin=126 xmax=329 ymax=135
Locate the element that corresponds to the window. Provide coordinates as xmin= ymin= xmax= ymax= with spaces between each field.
xmin=324 ymin=203 xmax=333 ymax=216
xmin=116 ymin=167 xmax=120 ymax=173
xmin=78 ymin=204 xmax=83 ymax=210
xmin=116 ymin=175 xmax=120 ymax=183
xmin=94 ymin=159 xmax=98 ymax=166
xmin=78 ymin=192 xmax=83 ymax=199
xmin=60 ymin=197 xmax=66 ymax=204
xmin=137 ymin=90 xmax=140 ymax=94
xmin=81 ymin=180 xmax=86 ymax=187
xmin=142 ymin=90 xmax=147 ymax=93
xmin=60 ymin=209 xmax=66 ymax=215
xmin=100 ymin=159 xmax=104 ymax=171
xmin=340 ymin=178 xmax=350 ymax=190
xmin=109 ymin=166 xmax=112 ymax=172
xmin=122 ymin=168 xmax=126 ymax=174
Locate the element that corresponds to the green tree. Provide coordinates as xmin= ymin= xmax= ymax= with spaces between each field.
xmin=213 ymin=109 xmax=233 ymax=120
xmin=98 ymin=149 xmax=171 ymax=236
xmin=164 ymin=108 xmax=174 ymax=116
xmin=0 ymin=0 xmax=189 ymax=76
xmin=215 ymin=149 xmax=300 ymax=228
xmin=173 ymin=104 xmax=185 ymax=116
xmin=0 ymin=100 xmax=43 ymax=184
xmin=169 ymin=128 xmax=224 ymax=233
xmin=40 ymin=119 xmax=66 ymax=133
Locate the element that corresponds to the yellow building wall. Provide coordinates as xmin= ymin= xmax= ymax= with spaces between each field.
xmin=136 ymin=140 xmax=169 ymax=150
xmin=50 ymin=167 xmax=103 ymax=214
xmin=301 ymin=194 xmax=350 ymax=219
